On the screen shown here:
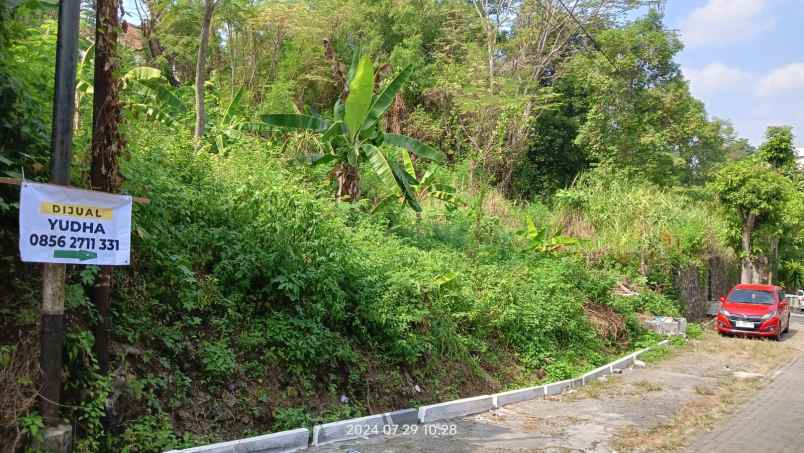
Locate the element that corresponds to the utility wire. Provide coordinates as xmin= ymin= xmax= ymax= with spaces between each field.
xmin=555 ymin=0 xmax=618 ymax=71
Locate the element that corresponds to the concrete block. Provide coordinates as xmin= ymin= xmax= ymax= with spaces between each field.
xmin=611 ymin=355 xmax=634 ymax=370
xmin=384 ymin=408 xmax=419 ymax=426
xmin=182 ymin=440 xmax=239 ymax=453
xmin=493 ymin=385 xmax=545 ymax=408
xmin=236 ymin=428 xmax=309 ymax=452
xmin=417 ymin=395 xmax=494 ymax=423
xmin=174 ymin=428 xmax=309 ymax=453
xmin=312 ymin=414 xmax=385 ymax=446
xmin=34 ymin=425 xmax=72 ymax=453
xmin=544 ymin=378 xmax=580 ymax=396
xmin=644 ymin=317 xmax=687 ymax=336
xmin=582 ymin=364 xmax=612 ymax=384
xmin=677 ymin=318 xmax=688 ymax=335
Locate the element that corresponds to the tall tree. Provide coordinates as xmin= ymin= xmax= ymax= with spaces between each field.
xmin=89 ymin=0 xmax=124 ymax=377
xmin=754 ymin=126 xmax=799 ymax=282
xmin=194 ymin=0 xmax=220 ymax=141
xmin=710 ymin=159 xmax=791 ymax=284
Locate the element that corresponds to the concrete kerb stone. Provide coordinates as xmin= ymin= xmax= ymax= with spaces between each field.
xmin=493 ymin=385 xmax=546 ymax=408
xmin=611 ymin=354 xmax=635 ymax=371
xmin=178 ymin=440 xmax=239 ymax=453
xmin=165 ymin=341 xmax=676 ymax=453
xmin=582 ymin=364 xmax=612 ymax=384
xmin=310 ymin=409 xmax=420 ymax=446
xmin=312 ymin=414 xmax=386 ymax=446
xmin=544 ymin=378 xmax=582 ymax=396
xmin=235 ymin=428 xmax=309 ymax=452
xmin=166 ymin=428 xmax=309 ymax=453
xmin=384 ymin=408 xmax=419 ymax=426
xmin=418 ymin=395 xmax=495 ymax=423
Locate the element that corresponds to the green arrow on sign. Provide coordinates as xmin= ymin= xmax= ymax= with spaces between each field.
xmin=53 ymin=250 xmax=98 ymax=261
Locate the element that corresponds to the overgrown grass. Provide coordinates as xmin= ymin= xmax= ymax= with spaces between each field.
xmin=77 ymin=125 xmax=681 ymax=448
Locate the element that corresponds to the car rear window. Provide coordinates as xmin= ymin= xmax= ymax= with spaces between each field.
xmin=728 ymin=289 xmax=775 ymax=304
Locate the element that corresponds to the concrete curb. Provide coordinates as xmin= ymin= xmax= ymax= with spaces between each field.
xmin=544 ymin=377 xmax=582 ymax=396
xmin=581 ymin=364 xmax=613 ymax=385
xmin=611 ymin=354 xmax=635 ymax=371
xmin=384 ymin=408 xmax=419 ymax=425
xmin=312 ymin=414 xmax=385 ymax=446
xmin=310 ymin=408 xmax=420 ymax=446
xmin=493 ymin=385 xmax=545 ymax=408
xmin=165 ymin=428 xmax=309 ymax=453
xmin=418 ymin=395 xmax=494 ymax=423
xmin=165 ymin=339 xmax=674 ymax=452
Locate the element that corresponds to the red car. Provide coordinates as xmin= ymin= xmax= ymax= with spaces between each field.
xmin=716 ymin=284 xmax=791 ymax=340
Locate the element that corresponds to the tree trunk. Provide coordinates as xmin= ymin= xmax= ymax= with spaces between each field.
xmin=768 ymin=236 xmax=780 ymax=284
xmin=334 ymin=163 xmax=360 ymax=202
xmin=740 ymin=212 xmax=756 ymax=284
xmin=90 ymin=0 xmax=124 ymax=381
xmin=194 ymin=0 xmax=216 ymax=141
xmin=487 ymin=30 xmax=496 ymax=92
xmin=753 ymin=256 xmax=768 ymax=284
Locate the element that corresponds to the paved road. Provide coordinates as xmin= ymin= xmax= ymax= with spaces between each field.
xmin=687 ymin=318 xmax=804 ymax=453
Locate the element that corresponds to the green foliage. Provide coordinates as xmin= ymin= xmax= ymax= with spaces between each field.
xmin=272 ymin=407 xmax=313 ymax=432
xmin=757 ymin=126 xmax=797 ymax=170
xmin=0 ymin=10 xmax=54 ymax=196
xmin=263 ymin=52 xmax=444 ymax=210
xmin=521 ymin=218 xmax=579 ymax=254
xmin=556 ymin=166 xmax=728 ymax=278
xmin=566 ymin=12 xmax=727 ymax=186
xmin=686 ymin=323 xmax=704 ymax=340
xmin=633 ymin=292 xmax=680 ymax=317
xmin=199 ymin=340 xmax=236 ymax=382
xmin=709 ymin=158 xmax=794 ymax=259
xmin=117 ymin=414 xmax=197 ymax=453
xmin=3 ymin=2 xmax=789 ymax=450
xmin=19 ymin=412 xmax=45 ymax=444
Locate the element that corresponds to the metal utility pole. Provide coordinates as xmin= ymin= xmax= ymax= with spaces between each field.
xmin=41 ymin=0 xmax=81 ymax=426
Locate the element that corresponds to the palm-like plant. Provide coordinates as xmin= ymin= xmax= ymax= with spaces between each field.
xmin=262 ymin=53 xmax=445 ymax=211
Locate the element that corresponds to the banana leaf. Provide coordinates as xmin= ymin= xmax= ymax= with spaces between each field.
xmin=261 ymin=114 xmax=330 ymax=132
xmin=383 ymin=133 xmax=446 ymax=162
xmin=361 ymin=64 xmax=414 ymax=131
xmin=344 ymin=56 xmax=374 ymax=139
xmin=365 ymin=144 xmax=421 ymax=212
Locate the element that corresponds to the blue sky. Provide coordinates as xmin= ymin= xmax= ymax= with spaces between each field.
xmin=659 ymin=0 xmax=804 ymax=146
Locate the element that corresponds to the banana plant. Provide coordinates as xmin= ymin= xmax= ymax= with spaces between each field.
xmin=262 ymin=52 xmax=445 ymax=211
xmin=205 ymin=86 xmax=247 ymax=153
xmin=372 ymin=150 xmax=461 ymax=212
xmin=521 ymin=218 xmax=580 ymax=254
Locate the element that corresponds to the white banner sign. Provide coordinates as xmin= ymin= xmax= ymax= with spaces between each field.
xmin=19 ymin=182 xmax=132 ymax=265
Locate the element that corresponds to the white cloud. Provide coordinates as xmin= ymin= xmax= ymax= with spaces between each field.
xmin=756 ymin=63 xmax=804 ymax=97
xmin=680 ymin=0 xmax=774 ymax=48
xmin=683 ymin=63 xmax=752 ymax=96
